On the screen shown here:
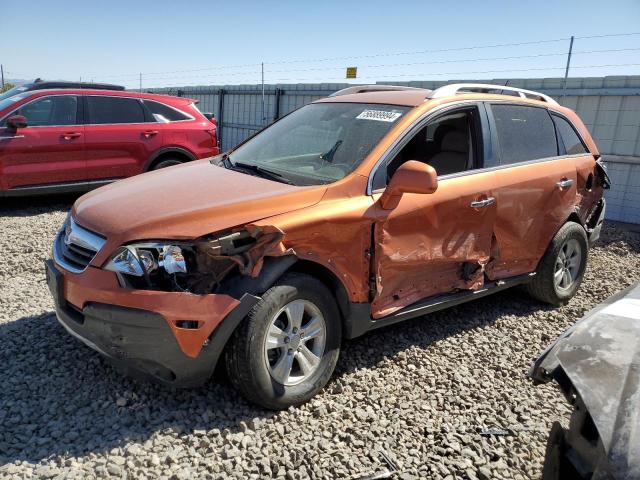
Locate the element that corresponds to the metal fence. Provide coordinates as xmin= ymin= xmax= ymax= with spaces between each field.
xmin=149 ymin=76 xmax=640 ymax=223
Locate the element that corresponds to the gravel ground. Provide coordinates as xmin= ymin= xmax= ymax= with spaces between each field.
xmin=1 ymin=194 xmax=639 ymax=480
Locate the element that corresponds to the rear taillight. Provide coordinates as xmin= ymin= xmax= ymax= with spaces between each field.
xmin=206 ymin=128 xmax=217 ymax=148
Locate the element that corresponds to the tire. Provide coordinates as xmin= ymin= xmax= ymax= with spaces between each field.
xmin=152 ymin=158 xmax=183 ymax=170
xmin=225 ymin=273 xmax=341 ymax=410
xmin=526 ymin=222 xmax=588 ymax=306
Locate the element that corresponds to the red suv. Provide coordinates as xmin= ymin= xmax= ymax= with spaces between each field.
xmin=0 ymin=84 xmax=218 ymax=196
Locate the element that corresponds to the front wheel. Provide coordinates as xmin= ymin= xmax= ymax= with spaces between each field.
xmin=526 ymin=222 xmax=588 ymax=306
xmin=225 ymin=273 xmax=341 ymax=410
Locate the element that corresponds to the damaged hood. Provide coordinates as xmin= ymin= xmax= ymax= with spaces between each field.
xmin=73 ymin=160 xmax=326 ymax=243
xmin=530 ymin=282 xmax=640 ymax=479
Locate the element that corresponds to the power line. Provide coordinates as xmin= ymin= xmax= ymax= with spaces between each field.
xmin=9 ymin=32 xmax=640 ymax=86
xmin=84 ymin=32 xmax=640 ymax=80
xmin=158 ymin=62 xmax=638 ymax=87
xmin=574 ymin=32 xmax=640 ymax=40
xmin=102 ymin=46 xmax=640 ymax=87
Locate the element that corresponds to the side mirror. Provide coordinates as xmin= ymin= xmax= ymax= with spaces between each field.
xmin=6 ymin=115 xmax=27 ymax=131
xmin=379 ymin=160 xmax=438 ymax=210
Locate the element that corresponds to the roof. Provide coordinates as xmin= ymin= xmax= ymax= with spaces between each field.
xmin=315 ymin=89 xmax=432 ymax=107
xmin=315 ymin=83 xmax=561 ymax=108
xmin=27 ymin=81 xmax=125 ymax=91
xmin=17 ymin=88 xmax=196 ymax=104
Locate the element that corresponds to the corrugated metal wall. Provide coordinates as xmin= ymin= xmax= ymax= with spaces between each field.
xmin=149 ymin=76 xmax=640 ymax=223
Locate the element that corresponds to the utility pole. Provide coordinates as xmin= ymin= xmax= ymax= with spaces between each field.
xmin=564 ymin=36 xmax=574 ymax=87
xmin=261 ymin=62 xmax=265 ymax=125
xmin=1 ymin=64 xmax=4 ymax=89
xmin=139 ymin=73 xmax=142 ymax=93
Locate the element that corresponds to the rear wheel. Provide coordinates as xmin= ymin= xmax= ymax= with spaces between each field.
xmin=152 ymin=157 xmax=183 ymax=170
xmin=526 ymin=222 xmax=588 ymax=306
xmin=225 ymin=273 xmax=341 ymax=410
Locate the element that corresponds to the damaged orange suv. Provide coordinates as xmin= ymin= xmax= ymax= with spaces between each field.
xmin=46 ymin=83 xmax=608 ymax=409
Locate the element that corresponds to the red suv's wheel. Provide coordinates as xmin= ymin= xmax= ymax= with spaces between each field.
xmin=152 ymin=158 xmax=183 ymax=170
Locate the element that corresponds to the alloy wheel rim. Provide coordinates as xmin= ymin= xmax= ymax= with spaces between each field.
xmin=554 ymin=238 xmax=582 ymax=291
xmin=264 ymin=299 xmax=327 ymax=386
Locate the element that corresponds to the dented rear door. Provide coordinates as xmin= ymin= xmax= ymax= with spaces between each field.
xmin=484 ymin=103 xmax=578 ymax=280
xmin=372 ymin=170 xmax=498 ymax=318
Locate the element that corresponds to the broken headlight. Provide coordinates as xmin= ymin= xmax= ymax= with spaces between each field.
xmin=102 ymin=226 xmax=287 ymax=293
xmin=105 ymin=243 xmax=189 ymax=276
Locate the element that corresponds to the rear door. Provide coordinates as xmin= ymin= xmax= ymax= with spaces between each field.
xmin=0 ymin=94 xmax=85 ymax=189
xmin=484 ymin=103 xmax=577 ymax=279
xmin=83 ymin=95 xmax=165 ymax=180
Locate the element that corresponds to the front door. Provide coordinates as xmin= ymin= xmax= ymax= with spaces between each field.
xmin=0 ymin=95 xmax=85 ymax=189
xmin=371 ymin=105 xmax=496 ymax=318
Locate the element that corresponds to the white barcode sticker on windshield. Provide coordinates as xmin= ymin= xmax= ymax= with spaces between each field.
xmin=356 ymin=110 xmax=402 ymax=122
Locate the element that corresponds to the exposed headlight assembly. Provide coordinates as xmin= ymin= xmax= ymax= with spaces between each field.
xmin=105 ymin=243 xmax=188 ymax=277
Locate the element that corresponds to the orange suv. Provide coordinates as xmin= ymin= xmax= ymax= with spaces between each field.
xmin=46 ymin=83 xmax=608 ymax=409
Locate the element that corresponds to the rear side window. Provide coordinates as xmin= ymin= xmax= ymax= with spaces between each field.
xmin=552 ymin=115 xmax=587 ymax=155
xmin=87 ymin=96 xmax=145 ymax=124
xmin=491 ymin=104 xmax=557 ymax=165
xmin=143 ymin=100 xmax=191 ymax=122
xmin=3 ymin=95 xmax=78 ymax=127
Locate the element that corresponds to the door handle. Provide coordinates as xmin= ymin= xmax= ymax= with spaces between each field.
xmin=556 ymin=178 xmax=574 ymax=189
xmin=143 ymin=130 xmax=159 ymax=138
xmin=470 ymin=197 xmax=496 ymax=209
xmin=62 ymin=132 xmax=82 ymax=140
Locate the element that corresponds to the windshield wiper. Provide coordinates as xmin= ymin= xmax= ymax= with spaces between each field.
xmin=232 ymin=161 xmax=296 ymax=185
xmin=319 ymin=140 xmax=343 ymax=163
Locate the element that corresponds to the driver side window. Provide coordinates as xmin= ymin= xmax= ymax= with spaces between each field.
xmin=373 ymin=107 xmax=481 ymax=190
xmin=2 ymin=95 xmax=79 ymax=127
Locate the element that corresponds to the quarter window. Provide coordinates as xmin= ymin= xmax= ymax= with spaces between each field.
xmin=3 ymin=95 xmax=78 ymax=127
xmin=87 ymin=96 xmax=145 ymax=124
xmin=143 ymin=100 xmax=191 ymax=122
xmin=491 ymin=104 xmax=557 ymax=165
xmin=552 ymin=115 xmax=587 ymax=155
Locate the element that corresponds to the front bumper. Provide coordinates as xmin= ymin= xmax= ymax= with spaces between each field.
xmin=45 ymin=260 xmax=258 ymax=387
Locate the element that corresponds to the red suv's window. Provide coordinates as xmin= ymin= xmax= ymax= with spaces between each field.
xmin=143 ymin=100 xmax=192 ymax=123
xmin=87 ymin=96 xmax=145 ymax=124
xmin=1 ymin=95 xmax=78 ymax=127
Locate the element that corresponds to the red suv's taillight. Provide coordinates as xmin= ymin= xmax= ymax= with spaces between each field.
xmin=206 ymin=128 xmax=217 ymax=148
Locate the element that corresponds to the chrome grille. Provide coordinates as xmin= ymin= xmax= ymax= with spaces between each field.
xmin=53 ymin=216 xmax=106 ymax=273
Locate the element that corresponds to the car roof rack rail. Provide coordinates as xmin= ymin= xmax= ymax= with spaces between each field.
xmin=329 ymin=85 xmax=429 ymax=97
xmin=428 ymin=83 xmax=559 ymax=105
xmin=29 ymin=81 xmax=125 ymax=91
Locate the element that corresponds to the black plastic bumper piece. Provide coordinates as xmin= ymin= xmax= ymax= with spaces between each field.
xmin=587 ymin=198 xmax=606 ymax=247
xmin=45 ymin=260 xmax=259 ymax=388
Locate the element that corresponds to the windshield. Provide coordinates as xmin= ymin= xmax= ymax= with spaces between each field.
xmin=227 ymin=102 xmax=409 ymax=186
xmin=0 ymin=91 xmax=32 ymax=114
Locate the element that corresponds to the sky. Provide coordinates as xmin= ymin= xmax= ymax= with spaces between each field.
xmin=1 ymin=0 xmax=639 ymax=89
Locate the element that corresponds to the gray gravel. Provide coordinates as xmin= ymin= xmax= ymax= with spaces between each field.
xmin=1 ymin=194 xmax=639 ymax=480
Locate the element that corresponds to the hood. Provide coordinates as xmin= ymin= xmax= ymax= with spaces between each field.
xmin=73 ymin=159 xmax=326 ymax=244
xmin=531 ymin=282 xmax=640 ymax=478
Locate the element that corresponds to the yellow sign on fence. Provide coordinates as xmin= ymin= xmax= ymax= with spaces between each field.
xmin=346 ymin=67 xmax=357 ymax=79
